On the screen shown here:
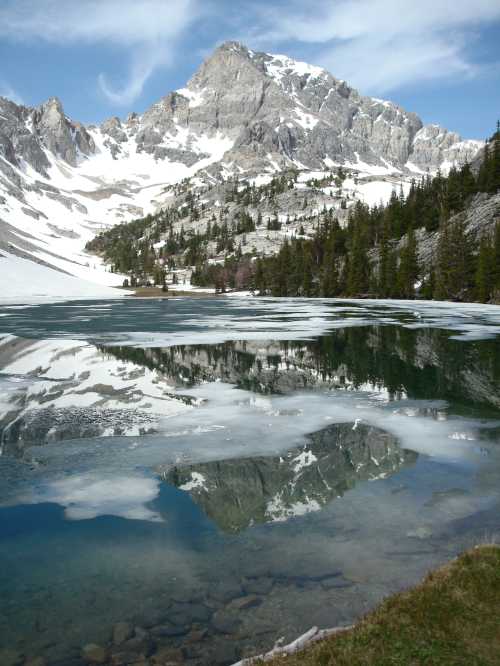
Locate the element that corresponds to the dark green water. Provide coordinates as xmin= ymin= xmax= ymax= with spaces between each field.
xmin=0 ymin=297 xmax=499 ymax=665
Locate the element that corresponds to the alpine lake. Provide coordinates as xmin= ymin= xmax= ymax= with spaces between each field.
xmin=1 ymin=296 xmax=500 ymax=666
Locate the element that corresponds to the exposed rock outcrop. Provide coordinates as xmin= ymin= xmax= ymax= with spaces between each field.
xmin=0 ymin=95 xmax=95 ymax=175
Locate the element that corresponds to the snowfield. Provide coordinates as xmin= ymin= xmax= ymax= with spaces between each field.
xmin=0 ymin=251 xmax=129 ymax=304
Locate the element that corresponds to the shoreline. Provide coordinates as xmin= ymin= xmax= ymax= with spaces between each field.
xmin=241 ymin=544 xmax=500 ymax=666
xmin=127 ymin=286 xmax=219 ymax=298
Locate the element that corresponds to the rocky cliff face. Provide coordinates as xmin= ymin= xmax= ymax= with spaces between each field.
xmin=0 ymin=41 xmax=483 ymax=181
xmin=98 ymin=41 xmax=482 ymax=174
xmin=0 ymin=95 xmax=95 ymax=176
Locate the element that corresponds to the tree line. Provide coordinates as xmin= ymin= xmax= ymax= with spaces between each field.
xmin=193 ymin=124 xmax=500 ymax=302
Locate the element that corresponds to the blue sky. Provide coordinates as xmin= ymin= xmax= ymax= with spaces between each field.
xmin=0 ymin=0 xmax=499 ymax=139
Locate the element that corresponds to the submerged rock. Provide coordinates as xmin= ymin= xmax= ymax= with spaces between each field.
xmin=151 ymin=623 xmax=189 ymax=638
xmin=211 ymin=609 xmax=241 ymax=634
xmin=228 ymin=595 xmax=262 ymax=611
xmin=112 ymin=621 xmax=134 ymax=645
xmin=0 ymin=650 xmax=24 ymax=666
xmin=81 ymin=643 xmax=107 ymax=664
xmin=242 ymin=577 xmax=274 ymax=595
xmin=151 ymin=646 xmax=185 ymax=663
xmin=24 ymin=658 xmax=47 ymax=666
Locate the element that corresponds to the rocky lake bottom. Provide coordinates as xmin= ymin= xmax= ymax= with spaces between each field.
xmin=0 ymin=297 xmax=499 ymax=666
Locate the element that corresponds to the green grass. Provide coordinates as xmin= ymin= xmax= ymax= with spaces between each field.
xmin=266 ymin=546 xmax=500 ymax=666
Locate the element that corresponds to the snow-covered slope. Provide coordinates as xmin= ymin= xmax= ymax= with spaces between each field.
xmin=0 ymin=250 xmax=130 ymax=303
xmin=0 ymin=41 xmax=484 ymax=298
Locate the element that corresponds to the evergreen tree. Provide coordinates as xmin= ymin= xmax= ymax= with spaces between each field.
xmin=435 ymin=218 xmax=473 ymax=300
xmin=347 ymin=221 xmax=369 ymax=295
xmin=478 ymin=144 xmax=491 ymax=192
xmin=475 ymin=237 xmax=493 ymax=303
xmin=397 ymin=225 xmax=419 ymax=298
xmin=386 ymin=249 xmax=398 ymax=298
xmin=492 ymin=121 xmax=500 ymax=193
xmin=302 ymin=247 xmax=314 ymax=296
xmin=493 ymin=221 xmax=500 ymax=296
xmin=420 ymin=264 xmax=436 ymax=300
xmin=377 ymin=223 xmax=390 ymax=297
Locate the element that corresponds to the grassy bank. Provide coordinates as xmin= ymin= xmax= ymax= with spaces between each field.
xmin=266 ymin=545 xmax=500 ymax=666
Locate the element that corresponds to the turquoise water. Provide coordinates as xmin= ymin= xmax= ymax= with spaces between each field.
xmin=0 ymin=297 xmax=499 ymax=665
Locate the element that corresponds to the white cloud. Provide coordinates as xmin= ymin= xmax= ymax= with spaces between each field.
xmin=250 ymin=0 xmax=500 ymax=93
xmin=0 ymin=0 xmax=201 ymax=105
xmin=98 ymin=45 xmax=171 ymax=106
xmin=25 ymin=473 xmax=163 ymax=522
xmin=0 ymin=0 xmax=498 ymax=103
xmin=0 ymin=81 xmax=24 ymax=105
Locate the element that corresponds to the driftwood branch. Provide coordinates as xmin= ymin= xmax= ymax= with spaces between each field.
xmin=231 ymin=624 xmax=353 ymax=665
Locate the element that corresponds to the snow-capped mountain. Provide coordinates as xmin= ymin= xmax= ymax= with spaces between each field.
xmin=0 ymin=41 xmax=484 ymax=296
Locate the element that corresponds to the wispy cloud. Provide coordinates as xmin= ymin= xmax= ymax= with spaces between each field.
xmin=0 ymin=0 xmax=201 ymax=105
xmin=247 ymin=0 xmax=500 ymax=93
xmin=0 ymin=0 xmax=498 ymax=106
xmin=0 ymin=81 xmax=24 ymax=105
xmin=97 ymin=44 xmax=173 ymax=106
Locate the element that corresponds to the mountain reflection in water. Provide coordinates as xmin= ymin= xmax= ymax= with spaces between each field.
xmin=102 ymin=324 xmax=500 ymax=409
xmin=160 ymin=422 xmax=417 ymax=532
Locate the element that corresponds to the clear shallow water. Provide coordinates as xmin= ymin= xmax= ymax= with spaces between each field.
xmin=0 ymin=297 xmax=500 ymax=665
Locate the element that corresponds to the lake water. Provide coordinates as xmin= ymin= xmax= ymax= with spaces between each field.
xmin=1 ymin=297 xmax=500 ymax=666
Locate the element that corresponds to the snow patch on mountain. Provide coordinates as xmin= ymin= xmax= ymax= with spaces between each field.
xmin=265 ymin=53 xmax=327 ymax=85
xmin=176 ymin=87 xmax=205 ymax=108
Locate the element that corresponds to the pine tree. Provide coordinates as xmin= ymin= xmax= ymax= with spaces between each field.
xmin=492 ymin=120 xmax=500 ymax=193
xmin=460 ymin=163 xmax=476 ymax=200
xmin=347 ymin=221 xmax=369 ymax=295
xmin=289 ymin=242 xmax=304 ymax=295
xmin=302 ymin=247 xmax=314 ymax=296
xmin=397 ymin=225 xmax=419 ymax=298
xmin=377 ymin=226 xmax=390 ymax=297
xmin=420 ymin=264 xmax=436 ymax=300
xmin=478 ymin=144 xmax=491 ymax=192
xmin=320 ymin=247 xmax=338 ymax=297
xmin=435 ymin=218 xmax=473 ymax=300
xmin=274 ymin=240 xmax=292 ymax=296
xmin=475 ymin=237 xmax=493 ymax=303
xmin=492 ymin=221 xmax=500 ymax=297
xmin=386 ymin=249 xmax=398 ymax=298
xmin=434 ymin=220 xmax=453 ymax=300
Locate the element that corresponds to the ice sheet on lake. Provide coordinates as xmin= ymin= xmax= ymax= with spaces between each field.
xmin=0 ymin=296 xmax=499 ymax=525
xmin=1 ymin=298 xmax=500 ymax=348
xmin=1 ymin=381 xmax=495 ymax=519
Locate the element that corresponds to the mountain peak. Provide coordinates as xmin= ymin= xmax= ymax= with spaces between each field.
xmin=42 ymin=96 xmax=64 ymax=110
xmin=216 ymin=40 xmax=250 ymax=55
